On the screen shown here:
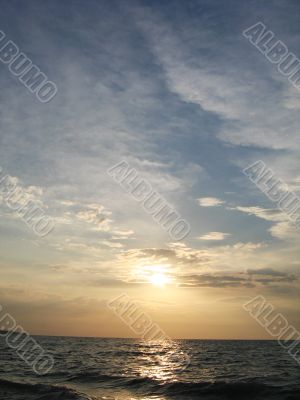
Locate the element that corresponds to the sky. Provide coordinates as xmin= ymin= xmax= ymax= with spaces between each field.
xmin=0 ymin=0 xmax=299 ymax=339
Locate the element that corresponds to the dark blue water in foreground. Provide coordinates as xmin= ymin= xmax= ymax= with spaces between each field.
xmin=0 ymin=337 xmax=300 ymax=399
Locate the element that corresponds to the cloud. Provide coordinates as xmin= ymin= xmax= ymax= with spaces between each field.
xmin=197 ymin=197 xmax=224 ymax=207
xmin=230 ymin=206 xmax=285 ymax=222
xmin=197 ymin=232 xmax=230 ymax=241
xmin=100 ymin=240 xmax=123 ymax=249
xmin=0 ymin=1 xmax=299 ymax=337
xmin=178 ymin=273 xmax=253 ymax=288
xmin=0 ymin=174 xmax=45 ymax=209
xmin=247 ymin=268 xmax=286 ymax=277
xmin=178 ymin=269 xmax=297 ymax=288
xmin=87 ymin=278 xmax=141 ymax=288
xmin=112 ymin=229 xmax=135 ymax=239
xmin=76 ymin=204 xmax=113 ymax=232
xmin=58 ymin=200 xmax=77 ymax=207
xmin=230 ymin=205 xmax=300 ymax=240
xmin=117 ymin=241 xmax=267 ymax=279
xmin=269 ymin=221 xmax=299 ymax=240
xmin=135 ymin=5 xmax=300 ymax=152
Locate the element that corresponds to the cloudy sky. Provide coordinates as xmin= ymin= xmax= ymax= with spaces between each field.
xmin=0 ymin=0 xmax=299 ymax=339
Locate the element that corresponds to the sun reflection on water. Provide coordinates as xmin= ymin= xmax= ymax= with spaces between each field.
xmin=134 ymin=339 xmax=187 ymax=384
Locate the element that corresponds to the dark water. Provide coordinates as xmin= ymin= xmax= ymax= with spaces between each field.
xmin=0 ymin=337 xmax=300 ymax=399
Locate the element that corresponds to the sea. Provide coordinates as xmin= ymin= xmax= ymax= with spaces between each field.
xmin=0 ymin=337 xmax=300 ymax=400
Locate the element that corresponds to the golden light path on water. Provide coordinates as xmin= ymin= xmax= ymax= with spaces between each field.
xmin=134 ymin=340 xmax=186 ymax=383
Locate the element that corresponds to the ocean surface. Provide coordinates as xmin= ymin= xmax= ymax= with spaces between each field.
xmin=0 ymin=337 xmax=300 ymax=400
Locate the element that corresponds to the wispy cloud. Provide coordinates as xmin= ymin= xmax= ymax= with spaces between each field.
xmin=197 ymin=232 xmax=231 ymax=241
xmin=178 ymin=269 xmax=297 ymax=289
xmin=197 ymin=197 xmax=224 ymax=207
xmin=0 ymin=0 xmax=299 ymax=337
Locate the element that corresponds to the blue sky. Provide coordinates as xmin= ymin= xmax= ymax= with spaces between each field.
xmin=0 ymin=0 xmax=299 ymax=338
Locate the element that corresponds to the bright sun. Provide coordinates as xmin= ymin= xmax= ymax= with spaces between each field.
xmin=149 ymin=273 xmax=170 ymax=287
xmin=135 ymin=264 xmax=172 ymax=287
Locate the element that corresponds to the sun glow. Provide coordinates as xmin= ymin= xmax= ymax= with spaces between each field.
xmin=133 ymin=264 xmax=172 ymax=287
xmin=149 ymin=272 xmax=170 ymax=287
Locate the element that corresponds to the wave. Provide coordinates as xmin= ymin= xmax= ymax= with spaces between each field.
xmin=123 ymin=378 xmax=300 ymax=399
xmin=2 ymin=374 xmax=300 ymax=400
xmin=66 ymin=371 xmax=122 ymax=383
xmin=66 ymin=372 xmax=300 ymax=399
xmin=158 ymin=380 xmax=300 ymax=399
xmin=0 ymin=378 xmax=95 ymax=400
